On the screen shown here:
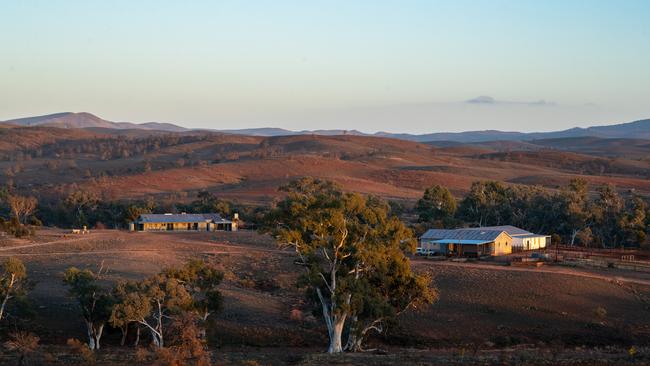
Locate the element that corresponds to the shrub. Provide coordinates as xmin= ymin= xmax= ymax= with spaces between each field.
xmin=594 ymin=306 xmax=607 ymax=319
xmin=3 ymin=331 xmax=40 ymax=366
xmin=238 ymin=278 xmax=256 ymax=289
xmin=66 ymin=338 xmax=96 ymax=364
xmin=0 ymin=217 xmax=35 ymax=238
xmin=152 ymin=314 xmax=212 ymax=366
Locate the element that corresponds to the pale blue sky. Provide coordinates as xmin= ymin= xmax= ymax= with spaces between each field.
xmin=1 ymin=1 xmax=649 ymax=132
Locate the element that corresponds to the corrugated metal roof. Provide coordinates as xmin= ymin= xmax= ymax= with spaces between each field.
xmin=516 ymin=233 xmax=550 ymax=238
xmin=136 ymin=213 xmax=231 ymax=224
xmin=421 ymin=229 xmax=509 ymax=241
xmin=463 ymin=225 xmax=532 ymax=236
xmin=430 ymin=239 xmax=493 ymax=245
xmin=200 ymin=213 xmax=232 ymax=223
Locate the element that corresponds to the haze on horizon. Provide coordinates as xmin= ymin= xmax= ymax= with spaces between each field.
xmin=1 ymin=0 xmax=649 ymax=134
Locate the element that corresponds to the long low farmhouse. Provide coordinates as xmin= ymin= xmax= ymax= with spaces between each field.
xmin=130 ymin=213 xmax=237 ymax=232
xmin=419 ymin=229 xmax=512 ymax=257
xmin=419 ymin=225 xmax=549 ymax=257
xmin=464 ymin=225 xmax=550 ymax=251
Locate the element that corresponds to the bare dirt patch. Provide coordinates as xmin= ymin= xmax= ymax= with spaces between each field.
xmin=1 ymin=229 xmax=649 ymax=364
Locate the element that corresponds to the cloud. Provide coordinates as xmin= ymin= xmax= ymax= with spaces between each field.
xmin=465 ymin=96 xmax=556 ymax=106
xmin=466 ymin=96 xmax=496 ymax=104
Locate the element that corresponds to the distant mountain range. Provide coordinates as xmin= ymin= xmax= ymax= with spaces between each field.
xmin=2 ymin=112 xmax=649 ymax=142
xmin=1 ymin=112 xmax=189 ymax=132
xmin=373 ymin=118 xmax=650 ymax=142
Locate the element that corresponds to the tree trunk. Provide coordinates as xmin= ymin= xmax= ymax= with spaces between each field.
xmin=327 ymin=315 xmax=346 ymax=353
xmin=120 ymin=326 xmax=128 ymax=346
xmin=86 ymin=321 xmax=104 ymax=350
xmin=134 ymin=326 xmax=140 ymax=347
xmin=315 ymin=287 xmax=346 ymax=354
xmin=95 ymin=324 xmax=104 ymax=350
xmin=345 ymin=316 xmax=358 ymax=351
xmin=570 ymin=229 xmax=578 ymax=246
xmin=147 ymin=325 xmax=163 ymax=348
xmin=150 ymin=330 xmax=161 ymax=348
xmin=140 ymin=319 xmax=164 ymax=348
xmin=156 ymin=301 xmax=164 ymax=348
xmin=0 ymin=274 xmax=16 ymax=321
xmin=346 ymin=317 xmax=384 ymax=352
xmin=347 ymin=334 xmax=363 ymax=352
xmin=87 ymin=322 xmax=96 ymax=350
xmin=0 ymin=293 xmax=10 ymax=321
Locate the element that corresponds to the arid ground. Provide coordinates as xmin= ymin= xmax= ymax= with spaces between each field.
xmin=2 ymin=128 xmax=649 ymax=204
xmin=1 ymin=229 xmax=649 ymax=365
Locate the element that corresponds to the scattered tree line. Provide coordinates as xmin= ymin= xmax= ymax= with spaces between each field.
xmin=477 ymin=150 xmax=650 ymax=177
xmin=1 ymin=257 xmax=222 ymax=365
xmin=0 ymin=188 xmax=268 ymax=235
xmin=2 ymin=134 xmax=211 ymax=162
xmin=2 ymin=176 xmax=648 ymax=248
xmin=414 ymin=178 xmax=649 ymax=247
xmin=62 ymin=259 xmax=223 ymax=352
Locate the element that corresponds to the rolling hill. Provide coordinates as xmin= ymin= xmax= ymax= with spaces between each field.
xmin=1 ymin=112 xmax=188 ymax=132
xmin=1 ymin=124 xmax=648 ymax=204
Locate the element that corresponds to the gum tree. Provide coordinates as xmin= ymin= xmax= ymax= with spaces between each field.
xmin=266 ymin=178 xmax=436 ymax=353
xmin=0 ymin=257 xmax=29 ymax=321
xmin=110 ymin=272 xmax=195 ymax=348
xmin=63 ymin=267 xmax=113 ymax=350
xmin=163 ymin=259 xmax=224 ymax=322
xmin=7 ymin=195 xmax=38 ymax=225
xmin=416 ymin=185 xmax=457 ymax=227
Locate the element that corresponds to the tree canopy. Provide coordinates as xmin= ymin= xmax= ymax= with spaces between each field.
xmin=415 ymin=185 xmax=457 ymax=228
xmin=0 ymin=257 xmax=29 ymax=322
xmin=266 ymin=177 xmax=436 ymax=353
xmin=63 ymin=267 xmax=113 ymax=350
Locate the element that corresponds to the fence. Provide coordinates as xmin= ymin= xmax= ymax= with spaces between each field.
xmin=551 ymin=245 xmax=650 ymax=261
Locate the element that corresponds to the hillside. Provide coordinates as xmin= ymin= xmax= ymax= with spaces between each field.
xmin=1 ymin=126 xmax=649 ymax=203
xmin=427 ymin=136 xmax=650 ymax=160
xmin=1 ymin=112 xmax=188 ymax=132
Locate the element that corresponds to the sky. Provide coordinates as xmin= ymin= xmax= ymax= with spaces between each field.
xmin=1 ymin=0 xmax=649 ymax=133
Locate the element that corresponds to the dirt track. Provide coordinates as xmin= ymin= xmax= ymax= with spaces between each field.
xmin=413 ymin=259 xmax=650 ymax=286
xmin=4 ymin=230 xmax=648 ymax=287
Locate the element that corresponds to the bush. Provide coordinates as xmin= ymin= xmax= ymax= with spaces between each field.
xmin=66 ymin=338 xmax=95 ymax=364
xmin=594 ymin=306 xmax=607 ymax=319
xmin=254 ymin=278 xmax=279 ymax=293
xmin=153 ymin=314 xmax=212 ymax=366
xmin=0 ymin=217 xmax=35 ymax=238
xmin=551 ymin=234 xmax=562 ymax=245
xmin=238 ymin=278 xmax=256 ymax=289
xmin=29 ymin=216 xmax=42 ymax=227
xmin=3 ymin=331 xmax=41 ymax=365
